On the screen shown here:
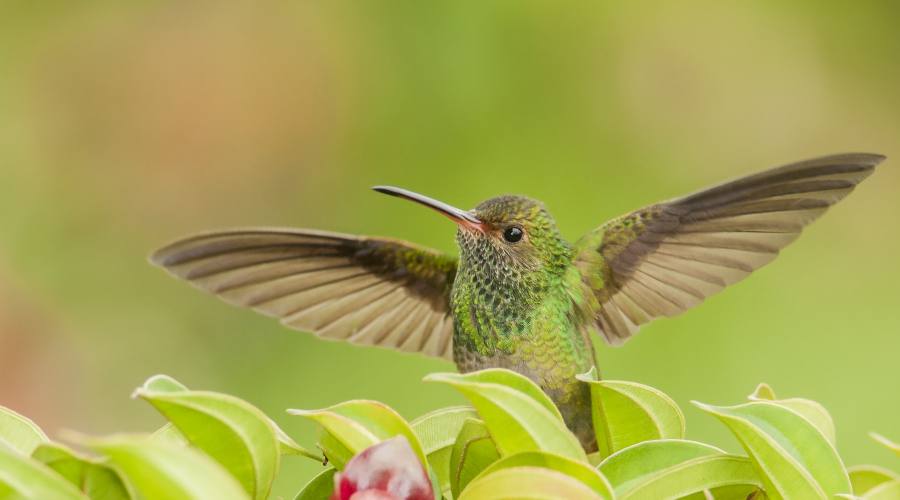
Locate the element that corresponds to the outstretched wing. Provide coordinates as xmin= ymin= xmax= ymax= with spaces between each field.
xmin=151 ymin=228 xmax=458 ymax=359
xmin=573 ymin=153 xmax=884 ymax=345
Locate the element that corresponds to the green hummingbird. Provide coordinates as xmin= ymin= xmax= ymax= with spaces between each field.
xmin=151 ymin=153 xmax=883 ymax=450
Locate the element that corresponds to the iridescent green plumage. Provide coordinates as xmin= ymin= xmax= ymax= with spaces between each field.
xmin=151 ymin=153 xmax=884 ymax=452
xmin=450 ymin=196 xmax=598 ymax=448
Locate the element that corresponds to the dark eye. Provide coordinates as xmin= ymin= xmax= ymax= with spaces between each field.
xmin=502 ymin=226 xmax=524 ymax=243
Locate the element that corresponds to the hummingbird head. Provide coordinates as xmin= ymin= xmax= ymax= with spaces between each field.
xmin=373 ymin=186 xmax=571 ymax=278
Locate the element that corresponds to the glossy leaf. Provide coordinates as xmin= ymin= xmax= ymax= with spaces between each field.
xmin=141 ymin=374 xmax=189 ymax=393
xmin=848 ymin=465 xmax=900 ymax=496
xmin=681 ymin=484 xmax=762 ymax=499
xmin=135 ymin=379 xmax=280 ymax=499
xmin=31 ymin=442 xmax=130 ymax=500
xmin=695 ymin=400 xmax=851 ymax=499
xmin=438 ymin=369 xmax=563 ymax=420
xmin=289 ymin=399 xmax=426 ymax=470
xmin=411 ymin=406 xmax=478 ymax=496
xmin=152 ymin=418 xmax=318 ymax=460
xmin=871 ymin=433 xmax=900 ymax=458
xmin=139 ymin=375 xmax=320 ymax=460
xmin=87 ymin=434 xmax=248 ymax=500
xmin=293 ymin=467 xmax=336 ymax=500
xmin=273 ymin=424 xmax=320 ymax=459
xmin=860 ymin=480 xmax=900 ymax=500
xmin=0 ymin=405 xmax=49 ymax=455
xmin=459 ymin=466 xmax=604 ymax=500
xmin=450 ymin=418 xmax=500 ymax=499
xmin=598 ymin=439 xmax=761 ymax=499
xmin=475 ymin=451 xmax=613 ymax=498
xmin=747 ymin=383 xmax=836 ymax=445
xmin=150 ymin=423 xmax=189 ymax=446
xmin=577 ymin=368 xmax=685 ymax=458
xmin=0 ymin=442 xmax=88 ymax=499
xmin=748 ymin=383 xmax=777 ymax=401
xmin=425 ymin=370 xmax=585 ymax=461
xmin=771 ymin=398 xmax=836 ymax=446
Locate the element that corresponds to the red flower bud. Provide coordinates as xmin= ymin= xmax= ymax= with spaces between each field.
xmin=331 ymin=436 xmax=433 ymax=500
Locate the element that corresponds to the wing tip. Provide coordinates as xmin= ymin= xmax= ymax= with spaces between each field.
xmin=843 ymin=152 xmax=886 ymax=166
xmin=812 ymin=152 xmax=886 ymax=172
xmin=148 ymin=246 xmax=172 ymax=268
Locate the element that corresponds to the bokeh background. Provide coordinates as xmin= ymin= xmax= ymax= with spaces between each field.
xmin=2 ymin=2 xmax=899 ymax=496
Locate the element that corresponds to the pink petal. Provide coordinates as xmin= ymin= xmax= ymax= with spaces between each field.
xmin=332 ymin=436 xmax=433 ymax=500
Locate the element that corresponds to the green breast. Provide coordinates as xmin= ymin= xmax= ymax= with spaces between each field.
xmin=449 ymin=265 xmax=598 ymax=450
xmin=450 ymin=265 xmax=596 ymax=391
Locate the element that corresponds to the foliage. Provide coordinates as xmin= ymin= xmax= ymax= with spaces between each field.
xmin=0 ymin=373 xmax=897 ymax=499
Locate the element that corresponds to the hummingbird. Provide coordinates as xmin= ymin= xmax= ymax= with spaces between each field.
xmin=151 ymin=153 xmax=883 ymax=451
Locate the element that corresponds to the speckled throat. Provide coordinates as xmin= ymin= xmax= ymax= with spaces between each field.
xmin=449 ymin=225 xmax=599 ymax=450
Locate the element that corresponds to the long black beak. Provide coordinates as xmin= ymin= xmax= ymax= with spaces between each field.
xmin=373 ymin=186 xmax=485 ymax=232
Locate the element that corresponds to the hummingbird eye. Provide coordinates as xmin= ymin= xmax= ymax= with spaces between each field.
xmin=502 ymin=226 xmax=524 ymax=243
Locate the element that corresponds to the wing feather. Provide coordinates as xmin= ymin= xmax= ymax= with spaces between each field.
xmin=574 ymin=153 xmax=883 ymax=344
xmin=152 ymin=228 xmax=458 ymax=359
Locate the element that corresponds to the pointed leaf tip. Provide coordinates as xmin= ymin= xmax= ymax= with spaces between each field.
xmin=290 ymin=400 xmax=426 ymax=470
xmin=748 ymin=383 xmax=777 ymax=401
xmin=870 ymin=433 xmax=900 ymax=457
xmin=695 ymin=400 xmax=850 ymax=498
xmin=136 ymin=379 xmax=281 ymax=499
xmin=135 ymin=374 xmax=189 ymax=397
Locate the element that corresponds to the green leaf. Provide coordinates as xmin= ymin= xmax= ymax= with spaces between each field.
xmin=871 ymin=433 xmax=900 ymax=458
xmin=450 ymin=418 xmax=500 ymax=499
xmin=0 ymin=405 xmax=49 ymax=455
xmin=598 ymin=439 xmax=761 ymax=499
xmin=577 ymin=368 xmax=685 ymax=458
xmin=87 ymin=434 xmax=248 ymax=500
xmin=31 ymin=442 xmax=130 ymax=500
xmin=458 ymin=466 xmax=604 ymax=499
xmin=694 ymin=400 xmax=851 ymax=499
xmin=475 ymin=451 xmax=614 ymax=499
xmin=139 ymin=375 xmax=320 ymax=461
xmin=747 ymin=383 xmax=836 ymax=445
xmin=135 ymin=380 xmax=280 ymax=500
xmin=425 ymin=370 xmax=585 ymax=462
xmin=273 ymin=424 xmax=320 ymax=460
xmin=317 ymin=429 xmax=356 ymax=469
xmin=770 ymin=398 xmax=836 ymax=446
xmin=293 ymin=467 xmax=336 ymax=500
xmin=439 ymin=369 xmax=563 ymax=420
xmin=150 ymin=423 xmax=188 ymax=446
xmin=860 ymin=480 xmax=900 ymax=500
xmin=411 ymin=406 xmax=478 ymax=497
xmin=0 ymin=442 xmax=88 ymax=499
xmin=141 ymin=374 xmax=189 ymax=393
xmin=680 ymin=484 xmax=763 ymax=499
xmin=848 ymin=465 xmax=900 ymax=496
xmin=289 ymin=399 xmax=426 ymax=470
xmin=748 ymin=383 xmax=777 ymax=401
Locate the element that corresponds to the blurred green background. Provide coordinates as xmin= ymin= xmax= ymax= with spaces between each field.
xmin=1 ymin=1 xmax=898 ymax=496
